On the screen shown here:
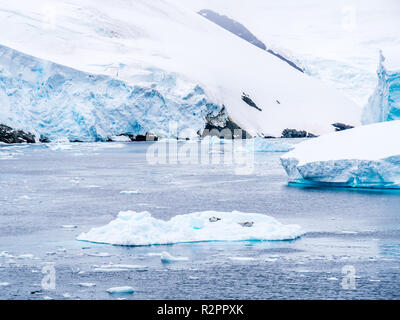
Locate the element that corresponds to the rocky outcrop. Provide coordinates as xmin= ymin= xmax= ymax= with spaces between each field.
xmin=203 ymin=106 xmax=252 ymax=139
xmin=332 ymin=123 xmax=354 ymax=132
xmin=241 ymin=93 xmax=262 ymax=111
xmin=0 ymin=124 xmax=35 ymax=143
xmin=281 ymin=128 xmax=317 ymax=138
xmin=114 ymin=132 xmax=159 ymax=141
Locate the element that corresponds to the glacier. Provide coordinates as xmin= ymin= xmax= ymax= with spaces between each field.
xmin=280 ymin=121 xmax=400 ymax=189
xmin=362 ymin=51 xmax=400 ymax=125
xmin=77 ymin=210 xmax=303 ymax=246
xmin=0 ymin=0 xmax=360 ymax=141
xmin=0 ymin=44 xmax=221 ymax=142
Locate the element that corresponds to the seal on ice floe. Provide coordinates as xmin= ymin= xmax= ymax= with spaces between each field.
xmin=209 ymin=217 xmax=221 ymax=222
xmin=238 ymin=222 xmax=254 ymax=227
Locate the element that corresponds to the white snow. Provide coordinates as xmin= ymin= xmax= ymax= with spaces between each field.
xmin=0 ymin=0 xmax=360 ymax=141
xmin=281 ymin=120 xmax=400 ymax=188
xmin=185 ymin=0 xmax=400 ymax=107
xmin=160 ymin=252 xmax=189 ymax=263
xmin=106 ymin=286 xmax=134 ymax=294
xmin=77 ymin=210 xmax=303 ymax=246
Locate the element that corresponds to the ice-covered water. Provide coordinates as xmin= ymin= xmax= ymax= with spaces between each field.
xmin=0 ymin=141 xmax=399 ymax=299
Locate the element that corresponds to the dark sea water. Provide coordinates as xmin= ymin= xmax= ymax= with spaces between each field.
xmin=0 ymin=141 xmax=399 ymax=299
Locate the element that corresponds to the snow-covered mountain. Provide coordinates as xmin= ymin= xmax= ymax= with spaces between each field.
xmin=186 ymin=0 xmax=400 ymax=107
xmin=0 ymin=0 xmax=360 ymax=141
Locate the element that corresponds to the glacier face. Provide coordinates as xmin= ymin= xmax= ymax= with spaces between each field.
xmin=280 ymin=121 xmax=400 ymax=189
xmin=362 ymin=52 xmax=400 ymax=125
xmin=0 ymin=44 xmax=222 ymax=141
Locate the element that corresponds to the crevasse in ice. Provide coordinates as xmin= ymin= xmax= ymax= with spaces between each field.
xmin=0 ymin=44 xmax=222 ymax=141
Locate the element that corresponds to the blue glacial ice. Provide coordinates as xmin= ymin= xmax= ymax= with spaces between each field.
xmin=362 ymin=51 xmax=400 ymax=124
xmin=0 ymin=44 xmax=223 ymax=141
xmin=280 ymin=120 xmax=400 ymax=189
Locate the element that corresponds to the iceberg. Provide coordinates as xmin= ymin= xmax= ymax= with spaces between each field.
xmin=160 ymin=252 xmax=189 ymax=263
xmin=362 ymin=52 xmax=400 ymax=125
xmin=77 ymin=210 xmax=303 ymax=246
xmin=106 ymin=286 xmax=134 ymax=294
xmin=280 ymin=121 xmax=400 ymax=188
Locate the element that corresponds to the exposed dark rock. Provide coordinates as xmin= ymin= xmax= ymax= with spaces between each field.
xmin=281 ymin=128 xmax=318 ymax=138
xmin=117 ymin=132 xmax=159 ymax=142
xmin=238 ymin=222 xmax=254 ymax=227
xmin=203 ymin=106 xmax=252 ymax=139
xmin=266 ymin=49 xmax=304 ymax=73
xmin=332 ymin=123 xmax=354 ymax=132
xmin=198 ymin=9 xmax=304 ymax=73
xmin=39 ymin=135 xmax=50 ymax=143
xmin=241 ymin=93 xmax=262 ymax=111
xmin=0 ymin=124 xmax=35 ymax=144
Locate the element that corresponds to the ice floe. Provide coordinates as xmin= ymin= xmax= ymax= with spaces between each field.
xmin=106 ymin=286 xmax=134 ymax=294
xmin=77 ymin=210 xmax=303 ymax=246
xmin=160 ymin=252 xmax=189 ymax=263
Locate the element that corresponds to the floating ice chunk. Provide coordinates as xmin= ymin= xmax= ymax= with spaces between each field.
xmin=101 ymin=264 xmax=147 ymax=270
xmin=78 ymin=282 xmax=96 ymax=287
xmin=43 ymin=296 xmax=53 ymax=300
xmin=110 ymin=135 xmax=132 ymax=142
xmin=106 ymin=286 xmax=134 ymax=294
xmin=281 ymin=121 xmax=400 ymax=188
xmin=160 ymin=252 xmax=189 ymax=263
xmin=229 ymin=257 xmax=256 ymax=261
xmin=94 ymin=268 xmax=129 ymax=272
xmin=16 ymin=254 xmax=34 ymax=259
xmin=62 ymin=293 xmax=72 ymax=298
xmin=0 ymin=251 xmax=13 ymax=258
xmin=327 ymin=277 xmax=339 ymax=281
xmin=87 ymin=252 xmax=112 ymax=257
xmin=120 ymin=190 xmax=141 ymax=195
xmin=62 ymin=225 xmax=78 ymax=229
xmin=0 ymin=282 xmax=10 ymax=286
xmin=77 ymin=210 xmax=303 ymax=246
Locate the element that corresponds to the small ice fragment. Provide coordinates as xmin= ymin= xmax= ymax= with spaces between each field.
xmin=87 ymin=252 xmax=111 ymax=257
xmin=101 ymin=264 xmax=147 ymax=270
xmin=229 ymin=257 xmax=256 ymax=261
xmin=120 ymin=190 xmax=140 ymax=194
xmin=19 ymin=195 xmax=31 ymax=200
xmin=188 ymin=276 xmax=199 ymax=280
xmin=17 ymin=254 xmax=34 ymax=259
xmin=106 ymin=286 xmax=134 ymax=294
xmin=265 ymin=258 xmax=278 ymax=262
xmin=369 ymin=279 xmax=381 ymax=282
xmin=78 ymin=282 xmax=96 ymax=287
xmin=62 ymin=225 xmax=77 ymax=229
xmin=43 ymin=296 xmax=53 ymax=300
xmin=0 ymin=282 xmax=10 ymax=286
xmin=327 ymin=277 xmax=339 ymax=281
xmin=160 ymin=252 xmax=189 ymax=263
xmin=94 ymin=268 xmax=129 ymax=272
xmin=62 ymin=293 xmax=72 ymax=298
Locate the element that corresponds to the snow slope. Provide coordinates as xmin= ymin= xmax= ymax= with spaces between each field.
xmin=280 ymin=121 xmax=400 ymax=188
xmin=362 ymin=51 xmax=400 ymax=125
xmin=77 ymin=210 xmax=303 ymax=246
xmin=0 ymin=0 xmax=360 ymax=141
xmin=186 ymin=0 xmax=400 ymax=107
